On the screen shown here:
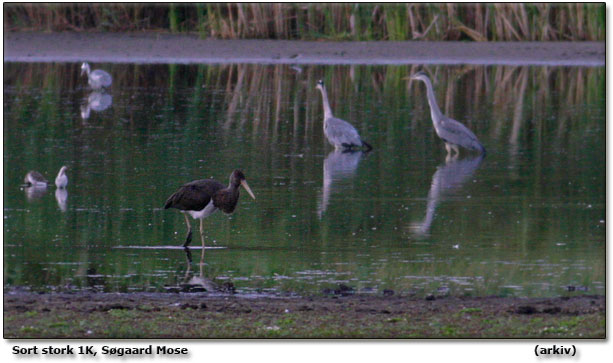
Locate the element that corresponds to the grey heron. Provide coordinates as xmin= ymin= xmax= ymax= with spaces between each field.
xmin=24 ymin=171 xmax=48 ymax=187
xmin=164 ymin=170 xmax=256 ymax=248
xmin=81 ymin=62 xmax=112 ymax=89
xmin=410 ymin=71 xmax=485 ymax=155
xmin=316 ymin=80 xmax=372 ymax=152
xmin=55 ymin=166 xmax=68 ymax=188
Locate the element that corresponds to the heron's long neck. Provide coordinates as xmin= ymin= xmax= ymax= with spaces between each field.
xmin=422 ymin=78 xmax=443 ymax=124
xmin=319 ymin=87 xmax=333 ymax=120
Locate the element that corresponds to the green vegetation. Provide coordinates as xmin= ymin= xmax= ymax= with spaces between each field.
xmin=3 ymin=3 xmax=605 ymax=41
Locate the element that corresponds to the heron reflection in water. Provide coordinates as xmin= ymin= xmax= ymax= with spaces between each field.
xmin=318 ymin=150 xmax=364 ymax=218
xmin=81 ymin=92 xmax=112 ymax=120
xmin=410 ymin=154 xmax=484 ymax=236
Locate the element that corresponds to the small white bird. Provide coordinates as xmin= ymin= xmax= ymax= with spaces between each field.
xmin=55 ymin=166 xmax=68 ymax=189
xmin=81 ymin=62 xmax=112 ymax=89
xmin=24 ymin=171 xmax=48 ymax=187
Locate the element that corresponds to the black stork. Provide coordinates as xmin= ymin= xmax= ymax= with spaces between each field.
xmin=164 ymin=169 xmax=256 ymax=248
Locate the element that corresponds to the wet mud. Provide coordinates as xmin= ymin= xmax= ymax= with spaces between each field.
xmin=4 ymin=290 xmax=605 ymax=338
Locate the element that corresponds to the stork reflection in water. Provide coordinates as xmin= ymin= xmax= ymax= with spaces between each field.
xmin=181 ymin=247 xmax=235 ymax=294
xmin=318 ymin=150 xmax=364 ymax=218
xmin=410 ymin=154 xmax=484 ymax=236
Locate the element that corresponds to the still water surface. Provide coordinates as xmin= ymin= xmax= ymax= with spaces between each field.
xmin=3 ymin=63 xmax=605 ymax=297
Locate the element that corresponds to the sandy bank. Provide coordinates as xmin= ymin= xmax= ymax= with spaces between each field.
xmin=4 ymin=32 xmax=605 ymax=66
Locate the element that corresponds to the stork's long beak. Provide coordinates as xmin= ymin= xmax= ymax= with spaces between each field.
xmin=241 ymin=180 xmax=256 ymax=200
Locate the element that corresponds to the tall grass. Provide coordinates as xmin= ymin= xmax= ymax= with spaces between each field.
xmin=3 ymin=3 xmax=605 ymax=41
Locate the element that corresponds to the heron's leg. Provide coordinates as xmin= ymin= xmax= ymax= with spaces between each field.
xmin=182 ymin=213 xmax=193 ymax=247
xmin=451 ymin=144 xmax=460 ymax=155
xmin=445 ymin=143 xmax=453 ymax=155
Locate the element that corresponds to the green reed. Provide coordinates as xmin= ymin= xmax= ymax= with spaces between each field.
xmin=3 ymin=3 xmax=604 ymax=41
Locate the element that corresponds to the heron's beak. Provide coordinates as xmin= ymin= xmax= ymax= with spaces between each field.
xmin=241 ymin=180 xmax=256 ymax=200
xmin=403 ymin=76 xmax=416 ymax=86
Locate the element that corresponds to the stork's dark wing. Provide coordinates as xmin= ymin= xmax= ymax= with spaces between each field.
xmin=164 ymin=179 xmax=225 ymax=211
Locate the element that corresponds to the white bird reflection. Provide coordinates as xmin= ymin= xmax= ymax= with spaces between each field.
xmin=81 ymin=91 xmax=112 ymax=120
xmin=318 ymin=150 xmax=364 ymax=218
xmin=24 ymin=185 xmax=48 ymax=201
xmin=55 ymin=188 xmax=68 ymax=212
xmin=410 ymin=154 xmax=484 ymax=236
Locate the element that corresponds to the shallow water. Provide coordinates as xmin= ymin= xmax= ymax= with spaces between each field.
xmin=3 ymin=63 xmax=605 ymax=297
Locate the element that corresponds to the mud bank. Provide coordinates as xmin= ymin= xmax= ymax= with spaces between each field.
xmin=4 ymin=32 xmax=605 ymax=66
xmin=4 ymin=291 xmax=605 ymax=338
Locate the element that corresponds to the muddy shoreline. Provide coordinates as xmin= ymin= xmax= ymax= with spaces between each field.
xmin=4 ymin=32 xmax=605 ymax=66
xmin=4 ymin=291 xmax=605 ymax=338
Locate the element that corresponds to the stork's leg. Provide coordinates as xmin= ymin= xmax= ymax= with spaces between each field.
xmin=182 ymin=212 xmax=193 ymax=247
xmin=183 ymin=247 xmax=193 ymax=279
xmin=199 ymin=218 xmax=206 ymax=249
xmin=200 ymin=245 xmax=206 ymax=268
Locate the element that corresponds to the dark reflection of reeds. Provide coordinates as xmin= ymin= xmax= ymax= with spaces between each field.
xmin=5 ymin=63 xmax=604 ymax=165
xmin=5 ymin=62 xmax=604 ymax=191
